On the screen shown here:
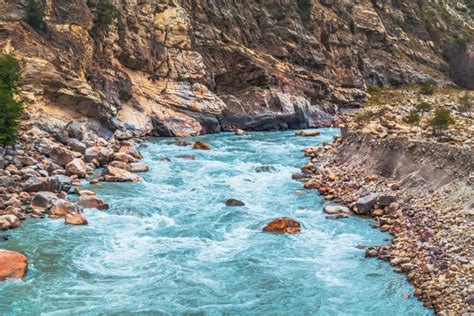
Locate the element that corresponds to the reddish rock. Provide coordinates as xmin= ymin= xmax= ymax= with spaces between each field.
xmin=48 ymin=200 xmax=80 ymax=218
xmin=66 ymin=158 xmax=87 ymax=178
xmin=225 ymin=199 xmax=245 ymax=206
xmin=49 ymin=146 xmax=75 ymax=166
xmin=192 ymin=141 xmax=211 ymax=150
xmin=0 ymin=250 xmax=28 ymax=280
xmin=263 ymin=217 xmax=301 ymax=234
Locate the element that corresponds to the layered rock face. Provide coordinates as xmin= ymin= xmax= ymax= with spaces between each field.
xmin=0 ymin=0 xmax=472 ymax=136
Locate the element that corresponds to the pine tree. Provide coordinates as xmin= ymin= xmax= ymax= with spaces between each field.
xmin=0 ymin=54 xmax=23 ymax=146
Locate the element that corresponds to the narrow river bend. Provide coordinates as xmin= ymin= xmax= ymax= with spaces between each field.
xmin=0 ymin=129 xmax=430 ymax=315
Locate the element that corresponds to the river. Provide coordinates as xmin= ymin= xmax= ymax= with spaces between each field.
xmin=0 ymin=129 xmax=430 ymax=315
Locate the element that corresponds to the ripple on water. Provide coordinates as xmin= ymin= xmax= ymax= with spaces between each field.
xmin=0 ymin=129 xmax=431 ymax=315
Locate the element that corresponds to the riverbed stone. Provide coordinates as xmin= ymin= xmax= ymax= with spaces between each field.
xmin=65 ymin=213 xmax=88 ymax=225
xmin=85 ymin=146 xmax=114 ymax=165
xmin=48 ymin=200 xmax=80 ymax=218
xmin=225 ymin=199 xmax=245 ymax=206
xmin=66 ymin=159 xmax=87 ymax=178
xmin=0 ymin=215 xmax=21 ymax=230
xmin=0 ymin=250 xmax=28 ymax=280
xmin=295 ymin=130 xmax=321 ymax=137
xmin=102 ymin=166 xmax=143 ymax=182
xmin=48 ymin=146 xmax=75 ymax=166
xmin=192 ymin=141 xmax=211 ymax=150
xmin=78 ymin=195 xmax=109 ymax=210
xmin=263 ymin=217 xmax=301 ymax=234
xmin=323 ymin=205 xmax=350 ymax=215
xmin=31 ymin=191 xmax=58 ymax=210
xmin=128 ymin=162 xmax=149 ymax=173
xmin=353 ymin=193 xmax=380 ymax=215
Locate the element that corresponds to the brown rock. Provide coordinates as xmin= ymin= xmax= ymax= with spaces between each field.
xmin=295 ymin=130 xmax=321 ymax=137
xmin=0 ymin=215 xmax=21 ymax=230
xmin=174 ymin=141 xmax=192 ymax=146
xmin=225 ymin=199 xmax=245 ymax=206
xmin=0 ymin=250 xmax=28 ymax=280
xmin=48 ymin=200 xmax=80 ymax=218
xmin=78 ymin=195 xmax=109 ymax=210
xmin=65 ymin=158 xmax=87 ymax=178
xmin=192 ymin=141 xmax=211 ymax=150
xmin=263 ymin=217 xmax=301 ymax=234
xmin=177 ymin=155 xmax=196 ymax=160
xmin=113 ymin=152 xmax=138 ymax=163
xmin=31 ymin=191 xmax=58 ymax=211
xmin=49 ymin=146 xmax=75 ymax=166
xmin=65 ymin=213 xmax=88 ymax=225
xmin=85 ymin=146 xmax=114 ymax=166
xmin=127 ymin=162 xmax=149 ymax=173
xmin=102 ymin=166 xmax=143 ymax=182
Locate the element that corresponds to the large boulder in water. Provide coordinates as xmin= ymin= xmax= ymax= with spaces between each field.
xmin=263 ymin=217 xmax=301 ymax=234
xmin=0 ymin=215 xmax=21 ymax=230
xmin=78 ymin=195 xmax=109 ymax=210
xmin=192 ymin=141 xmax=211 ymax=150
xmin=48 ymin=200 xmax=81 ymax=218
xmin=65 ymin=212 xmax=88 ymax=225
xmin=0 ymin=250 xmax=28 ymax=280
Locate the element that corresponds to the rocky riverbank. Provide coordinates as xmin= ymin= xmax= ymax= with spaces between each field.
xmin=296 ymin=127 xmax=473 ymax=313
xmin=0 ymin=120 xmax=150 ymax=241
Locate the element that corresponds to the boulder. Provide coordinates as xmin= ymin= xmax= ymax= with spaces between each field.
xmin=31 ymin=191 xmax=58 ymax=210
xmin=295 ymin=130 xmax=321 ymax=137
xmin=323 ymin=205 xmax=350 ymax=215
xmin=102 ymin=166 xmax=143 ymax=182
xmin=66 ymin=120 xmax=83 ymax=140
xmin=113 ymin=153 xmax=137 ymax=163
xmin=353 ymin=193 xmax=380 ymax=215
xmin=78 ymin=195 xmax=109 ymax=210
xmin=0 ymin=250 xmax=28 ymax=280
xmin=225 ymin=199 xmax=245 ymax=206
xmin=127 ymin=162 xmax=149 ymax=173
xmin=48 ymin=200 xmax=80 ymax=218
xmin=23 ymin=177 xmax=50 ymax=192
xmin=255 ymin=165 xmax=276 ymax=173
xmin=118 ymin=145 xmax=142 ymax=159
xmin=192 ymin=141 xmax=211 ymax=150
xmin=235 ymin=129 xmax=247 ymax=136
xmin=377 ymin=195 xmax=397 ymax=207
xmin=0 ymin=215 xmax=21 ymax=230
xmin=85 ymin=146 xmax=114 ymax=165
xmin=65 ymin=213 xmax=88 ymax=225
xmin=109 ymin=160 xmax=129 ymax=169
xmin=263 ymin=217 xmax=301 ymax=234
xmin=173 ymin=141 xmax=192 ymax=146
xmin=67 ymin=138 xmax=86 ymax=154
xmin=48 ymin=146 xmax=75 ymax=166
xmin=66 ymin=159 xmax=87 ymax=178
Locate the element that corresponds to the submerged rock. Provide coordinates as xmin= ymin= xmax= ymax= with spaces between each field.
xmin=295 ymin=130 xmax=321 ymax=137
xmin=192 ymin=141 xmax=211 ymax=150
xmin=255 ymin=165 xmax=276 ymax=173
xmin=0 ymin=250 xmax=28 ymax=281
xmin=174 ymin=141 xmax=192 ymax=146
xmin=263 ymin=217 xmax=301 ymax=234
xmin=177 ymin=155 xmax=195 ymax=160
xmin=225 ymin=199 xmax=245 ymax=206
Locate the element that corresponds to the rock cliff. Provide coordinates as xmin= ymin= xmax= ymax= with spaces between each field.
xmin=0 ymin=0 xmax=472 ymax=136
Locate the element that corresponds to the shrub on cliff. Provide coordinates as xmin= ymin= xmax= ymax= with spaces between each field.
xmin=0 ymin=54 xmax=23 ymax=146
xmin=420 ymin=81 xmax=435 ymax=95
xmin=416 ymin=101 xmax=431 ymax=113
xmin=403 ymin=111 xmax=420 ymax=125
xmin=428 ymin=108 xmax=454 ymax=135
xmin=26 ymin=0 xmax=45 ymax=30
xmin=96 ymin=1 xmax=119 ymax=30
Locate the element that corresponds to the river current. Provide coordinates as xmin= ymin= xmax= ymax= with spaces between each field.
xmin=0 ymin=129 xmax=430 ymax=315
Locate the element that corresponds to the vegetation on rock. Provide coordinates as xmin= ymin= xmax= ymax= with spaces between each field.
xmin=26 ymin=0 xmax=45 ymax=30
xmin=428 ymin=108 xmax=454 ymax=135
xmin=96 ymin=1 xmax=119 ymax=30
xmin=0 ymin=54 xmax=23 ymax=146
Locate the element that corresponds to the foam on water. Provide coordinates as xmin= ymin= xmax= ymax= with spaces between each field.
xmin=0 ymin=129 xmax=431 ymax=315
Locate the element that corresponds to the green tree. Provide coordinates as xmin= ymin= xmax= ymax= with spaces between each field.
xmin=26 ymin=0 xmax=45 ymax=30
xmin=0 ymin=54 xmax=23 ymax=146
xmin=428 ymin=108 xmax=454 ymax=135
xmin=96 ymin=1 xmax=119 ymax=30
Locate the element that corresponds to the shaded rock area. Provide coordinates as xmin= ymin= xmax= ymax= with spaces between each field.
xmin=225 ymin=199 xmax=245 ymax=207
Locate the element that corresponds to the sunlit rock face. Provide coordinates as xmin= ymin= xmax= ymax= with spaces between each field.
xmin=0 ymin=0 xmax=471 ymax=136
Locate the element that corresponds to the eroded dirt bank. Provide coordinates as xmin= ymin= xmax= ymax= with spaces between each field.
xmin=298 ymin=130 xmax=473 ymax=313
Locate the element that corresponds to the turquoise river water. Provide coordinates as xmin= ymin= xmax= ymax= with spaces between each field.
xmin=0 ymin=129 xmax=431 ymax=315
